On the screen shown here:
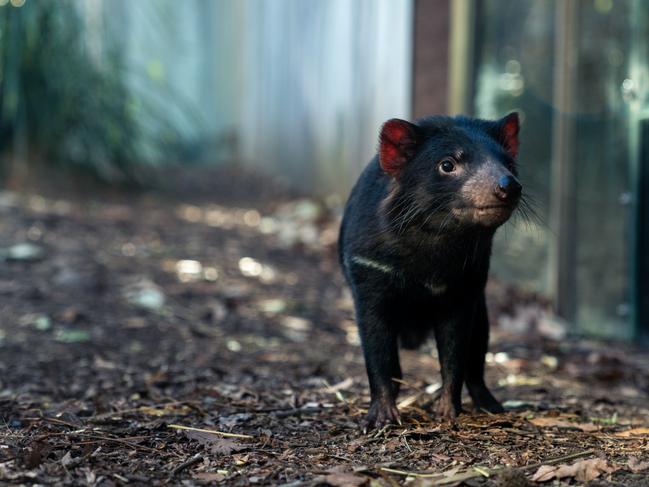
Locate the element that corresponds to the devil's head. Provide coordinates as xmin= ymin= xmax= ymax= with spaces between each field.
xmin=379 ymin=113 xmax=522 ymax=231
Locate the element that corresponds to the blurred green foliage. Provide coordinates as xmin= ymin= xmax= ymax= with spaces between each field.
xmin=0 ymin=0 xmax=185 ymax=184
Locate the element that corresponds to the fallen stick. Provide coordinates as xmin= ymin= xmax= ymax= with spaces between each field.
xmin=168 ymin=424 xmax=254 ymax=439
xmin=517 ymin=449 xmax=595 ymax=472
xmin=172 ymin=453 xmax=203 ymax=476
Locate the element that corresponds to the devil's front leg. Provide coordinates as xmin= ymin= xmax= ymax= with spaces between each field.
xmin=433 ymin=310 xmax=470 ymax=420
xmin=465 ymin=293 xmax=504 ymax=413
xmin=354 ymin=294 xmax=402 ymax=429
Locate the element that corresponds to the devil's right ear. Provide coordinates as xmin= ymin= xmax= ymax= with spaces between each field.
xmin=379 ymin=119 xmax=422 ymax=177
xmin=490 ymin=112 xmax=520 ymax=159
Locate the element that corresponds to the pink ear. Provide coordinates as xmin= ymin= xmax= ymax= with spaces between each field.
xmin=379 ymin=119 xmax=421 ymax=177
xmin=499 ymin=112 xmax=520 ymax=158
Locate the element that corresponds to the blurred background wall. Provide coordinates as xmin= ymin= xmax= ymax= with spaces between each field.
xmin=82 ymin=0 xmax=414 ymax=192
xmin=0 ymin=0 xmax=647 ymax=342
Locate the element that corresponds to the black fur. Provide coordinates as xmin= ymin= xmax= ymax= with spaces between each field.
xmin=338 ymin=114 xmax=521 ymax=428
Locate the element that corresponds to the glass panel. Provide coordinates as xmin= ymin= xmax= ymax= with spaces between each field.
xmin=472 ymin=0 xmax=556 ymax=292
xmin=571 ymin=0 xmax=633 ymax=338
xmin=628 ymin=0 xmax=649 ymax=338
xmin=472 ymin=0 xmax=637 ymax=338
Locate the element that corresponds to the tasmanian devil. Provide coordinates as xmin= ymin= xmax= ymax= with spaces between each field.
xmin=338 ymin=113 xmax=522 ymax=428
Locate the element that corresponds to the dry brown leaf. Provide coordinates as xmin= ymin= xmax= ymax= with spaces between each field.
xmin=528 ymin=417 xmax=599 ymax=432
xmin=321 ymin=472 xmax=368 ymax=486
xmin=21 ymin=442 xmax=48 ymax=469
xmin=531 ymin=465 xmax=558 ymax=482
xmin=528 ymin=417 xmax=569 ymax=427
xmin=194 ymin=472 xmax=226 ymax=482
xmin=628 ymin=456 xmax=649 ymax=473
xmin=531 ymin=458 xmax=616 ymax=483
xmin=614 ymin=427 xmax=649 ymax=437
xmin=184 ymin=430 xmax=244 ymax=455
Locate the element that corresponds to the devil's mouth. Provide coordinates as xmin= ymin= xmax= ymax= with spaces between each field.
xmin=451 ymin=204 xmax=516 ymax=223
xmin=455 ymin=204 xmax=514 ymax=212
xmin=474 ymin=204 xmax=511 ymax=211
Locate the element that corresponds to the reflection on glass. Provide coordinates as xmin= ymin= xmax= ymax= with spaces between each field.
xmin=473 ymin=0 xmax=555 ymax=293
xmin=473 ymin=0 xmax=636 ymax=338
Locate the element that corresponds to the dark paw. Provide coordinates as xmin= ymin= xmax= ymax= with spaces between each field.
xmin=363 ymin=400 xmax=401 ymax=431
xmin=468 ymin=385 xmax=504 ymax=413
xmin=435 ymin=392 xmax=462 ymax=420
xmin=474 ymin=397 xmax=504 ymax=414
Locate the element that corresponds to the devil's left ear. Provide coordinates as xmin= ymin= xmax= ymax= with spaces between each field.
xmin=379 ymin=118 xmax=422 ymax=177
xmin=490 ymin=112 xmax=520 ymax=158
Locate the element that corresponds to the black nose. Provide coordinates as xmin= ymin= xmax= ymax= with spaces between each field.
xmin=494 ymin=175 xmax=522 ymax=201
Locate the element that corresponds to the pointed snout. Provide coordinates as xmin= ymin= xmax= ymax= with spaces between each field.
xmin=494 ymin=175 xmax=522 ymax=202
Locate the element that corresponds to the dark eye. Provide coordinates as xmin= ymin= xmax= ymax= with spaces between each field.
xmin=439 ymin=158 xmax=456 ymax=174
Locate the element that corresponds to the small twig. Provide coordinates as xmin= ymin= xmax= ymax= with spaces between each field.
xmin=33 ymin=429 xmax=87 ymax=442
xmin=327 ymin=453 xmax=353 ymax=462
xmin=381 ymin=465 xmax=493 ymax=481
xmin=380 ymin=467 xmax=444 ymax=478
xmin=473 ymin=466 xmax=491 ymax=477
xmin=502 ymin=427 xmax=535 ymax=437
xmin=321 ymin=378 xmax=354 ymax=403
xmin=168 ymin=424 xmax=254 ymax=439
xmin=87 ymin=400 xmax=200 ymax=421
xmin=517 ymin=449 xmax=595 ymax=472
xmin=25 ymin=416 xmax=83 ymax=429
xmin=402 ymin=436 xmax=413 ymax=453
xmin=391 ymin=378 xmax=426 ymax=393
xmin=112 ymin=473 xmax=130 ymax=483
xmin=78 ymin=434 xmax=160 ymax=453
xmin=171 ymin=453 xmax=203 ymax=476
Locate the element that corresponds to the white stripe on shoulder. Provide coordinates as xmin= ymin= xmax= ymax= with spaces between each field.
xmin=350 ymin=255 xmax=394 ymax=275
xmin=425 ymin=282 xmax=448 ymax=295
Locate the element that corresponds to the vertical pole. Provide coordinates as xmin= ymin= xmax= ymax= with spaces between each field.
xmin=548 ymin=0 xmax=578 ymax=323
xmin=447 ymin=0 xmax=475 ymax=115
xmin=627 ymin=0 xmax=649 ymax=342
xmin=411 ymin=0 xmax=450 ymax=117
xmin=7 ymin=10 xmax=29 ymax=189
xmin=637 ymin=121 xmax=649 ymax=342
